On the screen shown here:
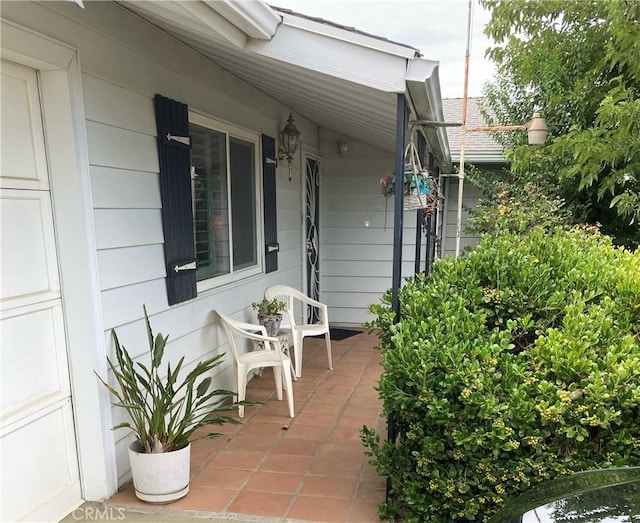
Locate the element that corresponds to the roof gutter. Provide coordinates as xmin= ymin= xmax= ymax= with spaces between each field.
xmin=405 ymin=59 xmax=452 ymax=173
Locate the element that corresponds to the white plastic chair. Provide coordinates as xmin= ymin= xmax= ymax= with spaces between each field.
xmin=215 ymin=310 xmax=295 ymax=418
xmin=264 ymin=285 xmax=332 ymax=378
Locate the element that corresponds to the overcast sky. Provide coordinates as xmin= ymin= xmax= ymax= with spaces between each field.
xmin=271 ymin=0 xmax=495 ymax=99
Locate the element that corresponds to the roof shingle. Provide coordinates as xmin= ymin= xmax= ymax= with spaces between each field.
xmin=442 ymin=97 xmax=505 ymax=163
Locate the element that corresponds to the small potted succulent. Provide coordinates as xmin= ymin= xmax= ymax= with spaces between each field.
xmin=251 ymin=297 xmax=287 ymax=336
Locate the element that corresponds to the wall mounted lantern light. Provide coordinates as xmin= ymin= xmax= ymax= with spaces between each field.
xmin=278 ymin=113 xmax=301 ymax=182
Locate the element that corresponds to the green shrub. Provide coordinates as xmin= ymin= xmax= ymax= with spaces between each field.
xmin=363 ymin=226 xmax=640 ymax=522
xmin=465 ymin=181 xmax=573 ymax=238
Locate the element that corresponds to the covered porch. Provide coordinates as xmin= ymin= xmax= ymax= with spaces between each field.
xmin=106 ymin=332 xmax=385 ymax=522
xmin=0 ymin=2 xmax=449 ymax=521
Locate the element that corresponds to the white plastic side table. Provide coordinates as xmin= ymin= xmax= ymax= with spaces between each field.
xmin=253 ymin=332 xmax=297 ymax=380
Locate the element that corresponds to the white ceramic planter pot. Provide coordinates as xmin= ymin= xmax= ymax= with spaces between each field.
xmin=128 ymin=441 xmax=191 ymax=503
xmin=257 ymin=313 xmax=282 ymax=336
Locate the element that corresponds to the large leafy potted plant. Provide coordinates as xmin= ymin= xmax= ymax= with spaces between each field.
xmin=96 ymin=306 xmax=239 ymax=503
xmin=251 ymin=297 xmax=286 ymax=336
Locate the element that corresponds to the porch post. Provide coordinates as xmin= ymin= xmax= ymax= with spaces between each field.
xmin=424 ymin=153 xmax=437 ymax=274
xmin=391 ymin=93 xmax=407 ymax=319
xmin=414 ymin=210 xmax=423 ymax=274
xmin=414 ymin=133 xmax=427 ymax=274
xmin=387 ymin=93 xmax=408 ymax=501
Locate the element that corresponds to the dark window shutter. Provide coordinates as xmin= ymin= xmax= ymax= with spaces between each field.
xmin=154 ymin=94 xmax=197 ymax=305
xmin=262 ymin=134 xmax=278 ymax=273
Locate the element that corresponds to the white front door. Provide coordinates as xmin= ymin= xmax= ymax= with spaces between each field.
xmin=1 ymin=59 xmax=82 ymax=522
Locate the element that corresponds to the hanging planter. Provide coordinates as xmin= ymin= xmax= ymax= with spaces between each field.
xmin=380 ymin=142 xmax=437 ymax=212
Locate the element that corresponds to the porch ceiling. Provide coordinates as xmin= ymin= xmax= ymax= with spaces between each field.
xmin=119 ymin=1 xmax=450 ymax=159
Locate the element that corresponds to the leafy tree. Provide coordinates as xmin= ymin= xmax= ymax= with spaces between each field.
xmin=479 ymin=0 xmax=640 ymax=248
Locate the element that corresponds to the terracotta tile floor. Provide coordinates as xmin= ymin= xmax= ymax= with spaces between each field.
xmin=109 ymin=331 xmax=387 ymax=522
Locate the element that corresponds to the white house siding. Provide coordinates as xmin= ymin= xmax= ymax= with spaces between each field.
xmin=319 ymin=130 xmax=428 ymax=327
xmin=1 ymin=1 xmax=316 ymax=489
xmin=440 ymin=160 xmax=509 ymax=258
xmin=274 ymin=178 xmax=307 ymax=286
xmin=441 ymin=178 xmax=484 ymax=257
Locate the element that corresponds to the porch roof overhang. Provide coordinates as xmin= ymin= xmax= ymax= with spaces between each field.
xmin=119 ymin=0 xmax=451 ymax=170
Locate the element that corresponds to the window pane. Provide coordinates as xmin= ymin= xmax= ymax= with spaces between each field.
xmin=190 ymin=124 xmax=229 ymax=281
xmin=229 ymin=137 xmax=257 ymax=271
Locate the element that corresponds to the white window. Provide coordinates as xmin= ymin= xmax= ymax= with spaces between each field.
xmin=189 ymin=113 xmax=262 ymax=291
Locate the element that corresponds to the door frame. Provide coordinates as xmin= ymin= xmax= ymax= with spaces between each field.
xmin=2 ymin=20 xmax=116 ymax=500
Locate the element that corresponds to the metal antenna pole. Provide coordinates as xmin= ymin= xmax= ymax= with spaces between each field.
xmin=455 ymin=0 xmax=473 ymax=257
